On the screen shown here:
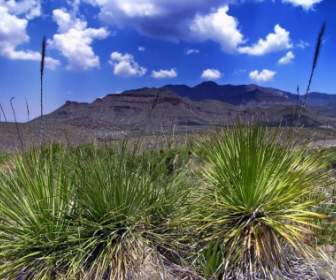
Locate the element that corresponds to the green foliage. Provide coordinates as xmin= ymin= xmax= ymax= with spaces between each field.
xmin=0 ymin=128 xmax=333 ymax=279
xmin=0 ymin=146 xmax=76 ymax=279
xmin=187 ymin=124 xmax=330 ymax=279
xmin=314 ymin=147 xmax=336 ymax=246
xmin=0 ymin=152 xmax=8 ymax=164
xmin=0 ymin=143 xmax=189 ymax=279
xmin=69 ymin=144 xmax=189 ymax=279
xmin=316 ymin=184 xmax=336 ymax=245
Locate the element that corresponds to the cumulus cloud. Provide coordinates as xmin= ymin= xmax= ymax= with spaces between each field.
xmin=151 ymin=68 xmax=177 ymax=79
xmin=282 ymin=0 xmax=323 ymax=10
xmin=185 ymin=48 xmax=200 ymax=55
xmin=0 ymin=5 xmax=59 ymax=69
xmin=278 ymin=51 xmax=295 ymax=64
xmin=2 ymin=47 xmax=59 ymax=69
xmin=109 ymin=51 xmax=147 ymax=77
xmin=201 ymin=68 xmax=222 ymax=80
xmin=239 ymin=24 xmax=292 ymax=55
xmin=249 ymin=69 xmax=276 ymax=82
xmin=0 ymin=0 xmax=41 ymax=19
xmin=50 ymin=8 xmax=109 ymax=70
xmin=296 ymin=40 xmax=309 ymax=49
xmin=189 ymin=5 xmax=244 ymax=52
xmin=82 ymin=1 xmax=246 ymax=52
xmin=78 ymin=1 xmax=302 ymax=56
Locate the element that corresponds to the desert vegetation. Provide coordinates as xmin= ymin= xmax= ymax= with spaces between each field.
xmin=0 ymin=14 xmax=334 ymax=280
xmin=0 ymin=124 xmax=334 ymax=279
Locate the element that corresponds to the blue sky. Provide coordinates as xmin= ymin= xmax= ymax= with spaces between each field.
xmin=0 ymin=0 xmax=334 ymax=121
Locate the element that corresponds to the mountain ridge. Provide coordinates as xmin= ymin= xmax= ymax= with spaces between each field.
xmin=101 ymin=81 xmax=335 ymax=106
xmin=40 ymin=81 xmax=336 ymax=134
xmin=1 ymin=82 xmax=336 ymax=151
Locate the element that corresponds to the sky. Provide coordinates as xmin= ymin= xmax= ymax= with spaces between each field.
xmin=0 ymin=0 xmax=335 ymax=121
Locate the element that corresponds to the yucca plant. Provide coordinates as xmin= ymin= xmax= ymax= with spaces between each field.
xmin=0 ymin=146 xmax=76 ymax=279
xmin=187 ymin=124 xmax=330 ymax=279
xmin=316 ymin=184 xmax=336 ymax=246
xmin=67 ymin=144 xmax=189 ymax=279
xmin=0 ymin=152 xmax=8 ymax=165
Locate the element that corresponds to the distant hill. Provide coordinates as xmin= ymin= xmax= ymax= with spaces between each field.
xmin=122 ymin=81 xmax=336 ymax=106
xmin=40 ymin=81 xmax=336 ymax=133
xmin=162 ymin=81 xmax=293 ymax=105
xmin=0 ymin=82 xmax=336 ymax=151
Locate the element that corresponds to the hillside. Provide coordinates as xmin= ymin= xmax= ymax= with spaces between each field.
xmin=1 ymin=82 xmax=336 ymax=151
xmin=40 ymin=81 xmax=336 ymax=131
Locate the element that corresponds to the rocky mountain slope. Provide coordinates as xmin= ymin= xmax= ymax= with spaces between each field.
xmin=41 ymin=81 xmax=336 ymax=132
xmin=1 ymin=82 xmax=336 ymax=151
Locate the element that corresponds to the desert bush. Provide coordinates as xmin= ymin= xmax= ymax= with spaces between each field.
xmin=0 ymin=152 xmax=8 ymax=165
xmin=63 ymin=143 xmax=190 ymax=279
xmin=0 ymin=143 xmax=191 ymax=279
xmin=316 ymin=184 xmax=336 ymax=246
xmin=0 ymin=145 xmax=76 ymax=279
xmin=313 ymin=147 xmax=336 ymax=246
xmin=186 ymin=124 xmax=330 ymax=279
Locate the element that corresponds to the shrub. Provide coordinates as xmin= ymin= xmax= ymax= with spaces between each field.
xmin=0 ymin=146 xmax=76 ymax=279
xmin=0 ymin=143 xmax=191 ymax=279
xmin=65 ymin=144 xmax=189 ymax=279
xmin=187 ymin=124 xmax=330 ymax=279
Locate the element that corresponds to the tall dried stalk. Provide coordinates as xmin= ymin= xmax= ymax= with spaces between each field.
xmin=40 ymin=36 xmax=47 ymax=145
xmin=303 ymin=22 xmax=326 ymax=108
xmin=0 ymin=103 xmax=7 ymax=122
xmin=10 ymin=97 xmax=24 ymax=150
xmin=25 ymin=97 xmax=30 ymax=122
xmin=294 ymin=85 xmax=300 ymax=123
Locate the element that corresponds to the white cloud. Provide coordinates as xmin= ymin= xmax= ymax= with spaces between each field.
xmin=109 ymin=51 xmax=147 ymax=77
xmin=282 ymin=0 xmax=323 ymax=10
xmin=0 ymin=6 xmax=29 ymax=50
xmin=50 ymin=8 xmax=109 ymax=70
xmin=151 ymin=68 xmax=177 ymax=79
xmin=45 ymin=57 xmax=61 ymax=70
xmin=296 ymin=40 xmax=309 ymax=49
xmin=185 ymin=48 xmax=200 ymax=55
xmin=249 ymin=69 xmax=276 ymax=82
xmin=83 ymin=1 xmax=245 ymax=52
xmin=138 ymin=46 xmax=145 ymax=51
xmin=278 ymin=51 xmax=295 ymax=64
xmin=239 ymin=24 xmax=292 ymax=56
xmin=1 ymin=47 xmax=60 ymax=69
xmin=190 ymin=5 xmax=244 ymax=52
xmin=118 ymin=2 xmax=159 ymax=17
xmin=0 ymin=0 xmax=41 ymax=19
xmin=0 ymin=5 xmax=59 ymax=69
xmin=201 ymin=68 xmax=222 ymax=80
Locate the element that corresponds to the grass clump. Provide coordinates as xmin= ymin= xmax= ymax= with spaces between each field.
xmin=70 ymin=144 xmax=189 ymax=279
xmin=0 ymin=152 xmax=8 ymax=165
xmin=0 ymin=127 xmax=333 ymax=279
xmin=187 ymin=124 xmax=330 ymax=279
xmin=0 ymin=146 xmax=76 ymax=279
xmin=0 ymin=143 xmax=190 ymax=279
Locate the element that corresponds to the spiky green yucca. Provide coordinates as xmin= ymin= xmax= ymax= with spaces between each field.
xmin=0 ymin=144 xmax=189 ymax=279
xmin=67 ymin=144 xmax=188 ymax=279
xmin=189 ymin=125 xmax=329 ymax=279
xmin=0 ymin=146 xmax=76 ymax=279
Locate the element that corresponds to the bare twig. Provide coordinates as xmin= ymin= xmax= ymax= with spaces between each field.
xmin=0 ymin=103 xmax=7 ymax=122
xmin=25 ymin=97 xmax=30 ymax=122
xmin=303 ymin=22 xmax=326 ymax=107
xmin=10 ymin=97 xmax=24 ymax=150
xmin=40 ymin=36 xmax=47 ymax=145
xmin=294 ymin=85 xmax=300 ymax=121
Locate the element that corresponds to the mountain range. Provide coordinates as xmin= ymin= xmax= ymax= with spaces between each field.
xmin=1 ymin=81 xmax=336 ymax=151
xmin=43 ymin=81 xmax=336 ymax=132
